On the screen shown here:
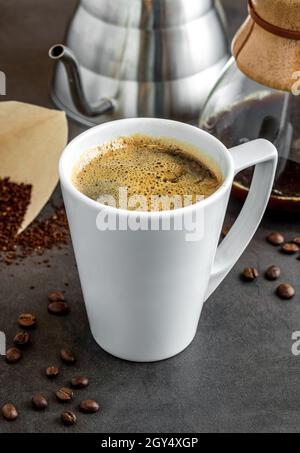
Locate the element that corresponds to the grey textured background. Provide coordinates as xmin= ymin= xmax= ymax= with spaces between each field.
xmin=0 ymin=0 xmax=300 ymax=434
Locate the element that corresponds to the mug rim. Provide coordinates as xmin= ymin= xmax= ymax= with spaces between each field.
xmin=59 ymin=118 xmax=234 ymax=218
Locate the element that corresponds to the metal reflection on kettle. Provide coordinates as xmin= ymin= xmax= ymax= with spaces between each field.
xmin=49 ymin=0 xmax=229 ymax=126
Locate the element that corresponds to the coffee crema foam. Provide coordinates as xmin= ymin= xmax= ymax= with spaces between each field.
xmin=72 ymin=135 xmax=221 ymax=211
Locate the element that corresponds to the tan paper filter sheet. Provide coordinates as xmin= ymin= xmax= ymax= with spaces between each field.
xmin=0 ymin=101 xmax=68 ymax=231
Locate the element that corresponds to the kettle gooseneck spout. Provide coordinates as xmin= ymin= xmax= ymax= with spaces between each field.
xmin=49 ymin=44 xmax=115 ymax=118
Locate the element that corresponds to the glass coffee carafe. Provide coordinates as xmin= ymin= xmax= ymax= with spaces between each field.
xmin=200 ymin=0 xmax=300 ymax=212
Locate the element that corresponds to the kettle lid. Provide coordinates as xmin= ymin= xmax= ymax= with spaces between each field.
xmin=81 ymin=0 xmax=215 ymax=29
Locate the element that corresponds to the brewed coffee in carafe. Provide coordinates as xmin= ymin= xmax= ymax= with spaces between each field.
xmin=200 ymin=0 xmax=300 ymax=211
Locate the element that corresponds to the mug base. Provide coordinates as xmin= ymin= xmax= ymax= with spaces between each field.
xmin=90 ymin=331 xmax=196 ymax=363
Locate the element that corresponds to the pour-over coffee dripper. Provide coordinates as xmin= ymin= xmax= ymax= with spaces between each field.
xmin=200 ymin=0 xmax=300 ymax=212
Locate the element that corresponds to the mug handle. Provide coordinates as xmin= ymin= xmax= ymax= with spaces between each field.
xmin=205 ymin=139 xmax=277 ymax=301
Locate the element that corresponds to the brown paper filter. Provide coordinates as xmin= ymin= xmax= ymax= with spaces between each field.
xmin=232 ymin=0 xmax=300 ymax=91
xmin=0 ymin=101 xmax=68 ymax=231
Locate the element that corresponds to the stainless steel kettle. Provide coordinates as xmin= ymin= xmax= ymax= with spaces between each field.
xmin=49 ymin=0 xmax=229 ymax=126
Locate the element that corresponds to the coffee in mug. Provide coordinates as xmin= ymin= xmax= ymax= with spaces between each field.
xmin=72 ymin=135 xmax=221 ymax=212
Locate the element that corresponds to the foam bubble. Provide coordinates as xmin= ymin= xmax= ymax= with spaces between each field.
xmin=72 ymin=135 xmax=220 ymax=211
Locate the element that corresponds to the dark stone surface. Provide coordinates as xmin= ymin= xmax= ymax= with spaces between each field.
xmin=0 ymin=0 xmax=300 ymax=433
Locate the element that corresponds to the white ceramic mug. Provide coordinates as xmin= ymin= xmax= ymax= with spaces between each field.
xmin=59 ymin=118 xmax=277 ymax=362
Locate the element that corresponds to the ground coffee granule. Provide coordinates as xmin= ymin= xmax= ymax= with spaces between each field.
xmin=0 ymin=178 xmax=69 ymax=265
xmin=0 ymin=178 xmax=32 ymax=252
xmin=18 ymin=206 xmax=69 ymax=255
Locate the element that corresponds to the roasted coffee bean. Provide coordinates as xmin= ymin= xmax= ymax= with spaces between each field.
xmin=276 ymin=283 xmax=295 ymax=300
xmin=46 ymin=365 xmax=60 ymax=378
xmin=18 ymin=313 xmax=37 ymax=328
xmin=6 ymin=347 xmax=22 ymax=364
xmin=71 ymin=376 xmax=89 ymax=389
xmin=2 ymin=403 xmax=18 ymax=421
xmin=292 ymin=237 xmax=300 ymax=245
xmin=60 ymin=348 xmax=76 ymax=364
xmin=48 ymin=290 xmax=65 ymax=302
xmin=32 ymin=394 xmax=48 ymax=410
xmin=241 ymin=267 xmax=259 ymax=281
xmin=61 ymin=410 xmax=77 ymax=426
xmin=79 ymin=399 xmax=99 ymax=413
xmin=48 ymin=301 xmax=69 ymax=315
xmin=265 ymin=265 xmax=281 ymax=281
xmin=13 ymin=331 xmax=31 ymax=347
xmin=56 ymin=387 xmax=74 ymax=402
xmin=266 ymin=232 xmax=284 ymax=246
xmin=281 ymin=243 xmax=299 ymax=254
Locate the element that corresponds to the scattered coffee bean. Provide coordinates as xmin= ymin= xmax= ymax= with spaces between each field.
xmin=48 ymin=290 xmax=65 ymax=302
xmin=241 ymin=267 xmax=259 ymax=281
xmin=56 ymin=387 xmax=74 ymax=402
xmin=46 ymin=365 xmax=60 ymax=378
xmin=61 ymin=410 xmax=77 ymax=426
xmin=265 ymin=265 xmax=281 ymax=281
xmin=276 ymin=283 xmax=295 ymax=300
xmin=48 ymin=301 xmax=69 ymax=316
xmin=79 ymin=399 xmax=99 ymax=413
xmin=266 ymin=232 xmax=284 ymax=246
xmin=292 ymin=237 xmax=300 ymax=245
xmin=13 ymin=331 xmax=31 ymax=347
xmin=18 ymin=313 xmax=37 ymax=328
xmin=32 ymin=394 xmax=48 ymax=410
xmin=6 ymin=347 xmax=22 ymax=364
xmin=2 ymin=403 xmax=18 ymax=421
xmin=71 ymin=376 xmax=89 ymax=389
xmin=60 ymin=348 xmax=76 ymax=364
xmin=281 ymin=243 xmax=299 ymax=254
